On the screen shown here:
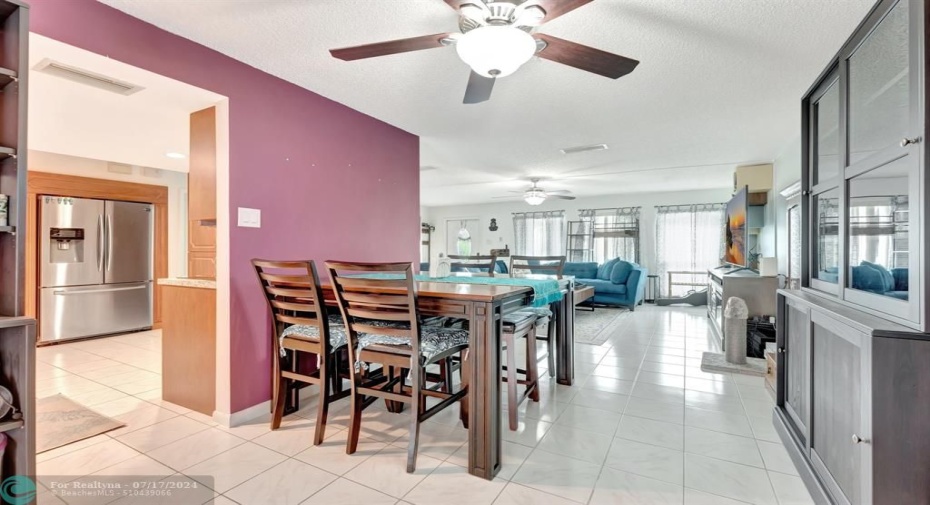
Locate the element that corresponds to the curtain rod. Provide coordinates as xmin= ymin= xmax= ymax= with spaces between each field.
xmin=512 ymin=210 xmax=565 ymax=216
xmin=578 ymin=206 xmax=642 ymax=213
xmin=655 ymin=202 xmax=726 ymax=212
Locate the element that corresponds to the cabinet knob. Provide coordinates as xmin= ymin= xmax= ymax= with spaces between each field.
xmin=900 ymin=137 xmax=921 ymax=147
xmin=777 ymin=348 xmax=785 ymax=354
xmin=851 ymin=434 xmax=868 ymax=444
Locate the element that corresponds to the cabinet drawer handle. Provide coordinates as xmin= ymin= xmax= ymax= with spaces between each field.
xmin=900 ymin=137 xmax=921 ymax=147
xmin=851 ymin=434 xmax=869 ymax=444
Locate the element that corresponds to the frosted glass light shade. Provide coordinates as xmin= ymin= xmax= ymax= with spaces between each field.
xmin=456 ymin=26 xmax=537 ymax=78
xmin=524 ymin=189 xmax=546 ymax=205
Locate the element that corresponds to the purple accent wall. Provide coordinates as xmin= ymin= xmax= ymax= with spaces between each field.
xmin=30 ymin=0 xmax=420 ymax=411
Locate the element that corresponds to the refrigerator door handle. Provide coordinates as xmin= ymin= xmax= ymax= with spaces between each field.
xmin=52 ymin=285 xmax=148 ymax=296
xmin=106 ymin=213 xmax=113 ymax=272
xmin=96 ymin=215 xmax=104 ymax=271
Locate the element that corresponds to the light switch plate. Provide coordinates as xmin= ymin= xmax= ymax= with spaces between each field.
xmin=237 ymin=207 xmax=261 ymax=228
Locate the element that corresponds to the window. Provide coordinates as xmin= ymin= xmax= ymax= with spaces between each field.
xmin=655 ymin=203 xmax=725 ymax=296
xmin=513 ymin=211 xmax=565 ymax=256
xmin=579 ymin=207 xmax=641 ymax=264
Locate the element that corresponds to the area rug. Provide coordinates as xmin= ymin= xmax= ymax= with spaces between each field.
xmin=36 ymin=394 xmax=125 ymax=453
xmin=701 ymin=352 xmax=767 ymax=376
xmin=572 ymin=307 xmax=631 ymax=346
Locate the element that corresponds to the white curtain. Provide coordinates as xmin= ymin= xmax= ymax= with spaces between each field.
xmin=655 ymin=203 xmax=725 ymax=296
xmin=513 ymin=211 xmax=565 ymax=256
xmin=582 ymin=207 xmax=641 ymax=264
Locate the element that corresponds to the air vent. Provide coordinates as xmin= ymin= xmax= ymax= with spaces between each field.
xmin=33 ymin=58 xmax=145 ymax=96
xmin=107 ymin=162 xmax=132 ymax=175
xmin=560 ymin=143 xmax=608 ymax=155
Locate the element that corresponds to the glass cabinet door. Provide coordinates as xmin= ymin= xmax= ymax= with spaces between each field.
xmin=812 ymin=188 xmax=840 ymax=286
xmin=848 ymin=0 xmax=910 ymax=165
xmin=813 ymin=81 xmax=841 ymax=186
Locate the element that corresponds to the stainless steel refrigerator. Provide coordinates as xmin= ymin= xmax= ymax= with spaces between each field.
xmin=39 ymin=196 xmax=154 ymax=343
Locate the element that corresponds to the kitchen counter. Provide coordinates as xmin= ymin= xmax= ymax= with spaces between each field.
xmin=161 ymin=282 xmax=215 ymax=415
xmin=158 ymin=278 xmax=216 ymax=289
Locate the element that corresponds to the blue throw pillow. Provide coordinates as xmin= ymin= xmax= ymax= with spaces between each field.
xmin=610 ymin=261 xmax=633 ymax=284
xmin=597 ymin=258 xmax=619 ymax=281
xmin=853 ymin=263 xmax=886 ymax=294
xmin=861 ymin=260 xmax=894 ymax=292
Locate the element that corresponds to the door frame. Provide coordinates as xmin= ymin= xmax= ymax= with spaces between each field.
xmin=25 ymin=172 xmax=169 ymax=337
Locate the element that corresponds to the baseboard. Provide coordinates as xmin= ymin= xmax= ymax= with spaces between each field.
xmin=773 ymin=409 xmax=833 ymax=505
xmin=214 ymin=400 xmax=270 ymax=427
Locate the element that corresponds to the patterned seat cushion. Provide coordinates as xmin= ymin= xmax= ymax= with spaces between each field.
xmin=279 ymin=314 xmax=347 ymax=357
xmin=355 ymin=325 xmax=469 ymax=368
xmin=502 ymin=312 xmax=537 ymax=333
xmin=517 ymin=307 xmax=553 ymax=318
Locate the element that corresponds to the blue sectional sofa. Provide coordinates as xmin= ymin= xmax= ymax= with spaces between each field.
xmin=818 ymin=261 xmax=908 ymax=300
xmin=564 ymin=259 xmax=647 ymax=310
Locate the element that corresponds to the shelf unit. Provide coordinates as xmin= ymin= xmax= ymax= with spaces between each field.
xmin=566 ymin=220 xmax=593 ymax=262
xmin=0 ymin=0 xmax=31 ymax=482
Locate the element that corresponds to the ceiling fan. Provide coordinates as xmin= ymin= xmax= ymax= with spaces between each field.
xmin=494 ymin=178 xmax=576 ymax=205
xmin=329 ymin=0 xmax=639 ymax=104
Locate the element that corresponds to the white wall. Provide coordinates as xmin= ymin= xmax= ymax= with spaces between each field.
xmin=773 ymin=136 xmax=803 ymax=277
xmin=29 ymin=150 xmax=189 ymax=278
xmin=422 ymin=188 xmax=734 ymax=275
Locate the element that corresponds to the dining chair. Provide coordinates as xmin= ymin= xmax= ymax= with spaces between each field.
xmin=510 ymin=255 xmax=566 ymax=377
xmin=502 ymin=311 xmax=541 ymax=430
xmin=448 ymin=254 xmax=498 ymax=276
xmin=326 ymin=261 xmax=470 ymax=473
xmin=252 ymin=259 xmax=351 ymax=445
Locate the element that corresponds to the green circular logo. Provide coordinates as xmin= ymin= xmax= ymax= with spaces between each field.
xmin=0 ymin=476 xmax=36 ymax=505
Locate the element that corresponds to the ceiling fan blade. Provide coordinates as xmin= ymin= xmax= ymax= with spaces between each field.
xmin=534 ymin=33 xmax=639 ymax=79
xmin=330 ymin=33 xmax=452 ymax=61
xmin=521 ymin=0 xmax=593 ymax=24
xmin=550 ymin=194 xmax=577 ymax=200
xmin=491 ymin=195 xmax=521 ymax=199
xmin=546 ymin=189 xmax=572 ymax=195
xmin=463 ymin=71 xmax=495 ymax=104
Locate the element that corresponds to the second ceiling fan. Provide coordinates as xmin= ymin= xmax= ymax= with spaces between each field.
xmin=329 ymin=0 xmax=639 ymax=104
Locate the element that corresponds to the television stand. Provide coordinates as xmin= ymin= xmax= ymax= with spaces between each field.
xmin=706 ymin=269 xmax=777 ymax=347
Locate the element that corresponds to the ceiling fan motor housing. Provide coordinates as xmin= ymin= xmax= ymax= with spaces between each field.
xmin=459 ymin=2 xmax=537 ymax=33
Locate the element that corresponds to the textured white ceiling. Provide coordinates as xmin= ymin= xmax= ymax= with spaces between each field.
xmin=99 ymin=0 xmax=874 ymax=206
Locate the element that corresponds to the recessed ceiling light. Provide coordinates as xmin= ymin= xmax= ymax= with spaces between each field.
xmin=165 ymin=152 xmax=186 ymax=159
xmin=560 ymin=143 xmax=609 ymax=155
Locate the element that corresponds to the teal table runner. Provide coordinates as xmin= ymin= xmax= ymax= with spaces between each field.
xmin=355 ymin=274 xmax=562 ymax=308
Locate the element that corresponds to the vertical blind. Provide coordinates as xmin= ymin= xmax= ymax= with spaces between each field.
xmin=578 ymin=207 xmax=641 ymax=264
xmin=513 ymin=211 xmax=565 ymax=256
xmin=655 ymin=203 xmax=725 ymax=296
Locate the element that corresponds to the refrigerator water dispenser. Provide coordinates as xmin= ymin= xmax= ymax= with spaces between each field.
xmin=49 ymin=227 xmax=85 ymax=263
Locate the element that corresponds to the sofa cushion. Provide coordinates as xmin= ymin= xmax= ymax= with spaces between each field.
xmin=597 ymin=258 xmax=619 ymax=280
xmin=585 ymin=279 xmax=627 ymax=295
xmin=564 ymin=262 xmax=598 ymax=279
xmin=852 ymin=264 xmax=885 ymax=294
xmin=861 ymin=260 xmax=894 ymax=292
xmin=610 ymin=261 xmax=633 ymax=284
xmin=891 ymin=268 xmax=908 ymax=292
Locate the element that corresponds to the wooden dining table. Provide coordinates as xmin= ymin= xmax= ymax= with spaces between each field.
xmin=322 ymin=275 xmax=575 ymax=480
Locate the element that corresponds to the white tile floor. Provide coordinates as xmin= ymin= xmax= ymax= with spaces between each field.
xmin=34 ymin=306 xmax=813 ymax=505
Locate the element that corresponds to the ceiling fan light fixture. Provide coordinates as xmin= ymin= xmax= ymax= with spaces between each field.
xmin=523 ymin=188 xmax=547 ymax=206
xmin=455 ymin=25 xmax=537 ymax=78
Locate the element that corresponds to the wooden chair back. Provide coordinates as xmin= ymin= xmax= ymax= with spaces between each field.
xmin=252 ymin=259 xmax=331 ymax=352
xmin=325 ymin=261 xmax=420 ymax=360
xmin=510 ymin=255 xmax=566 ymax=279
xmin=448 ymin=254 xmax=498 ymax=276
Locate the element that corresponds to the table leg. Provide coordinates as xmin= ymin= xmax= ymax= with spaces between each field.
xmin=467 ymin=301 xmax=501 ymax=480
xmin=556 ymin=288 xmax=575 ymax=386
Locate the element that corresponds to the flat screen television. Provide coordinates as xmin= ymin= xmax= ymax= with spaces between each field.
xmin=724 ymin=186 xmax=748 ymax=267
